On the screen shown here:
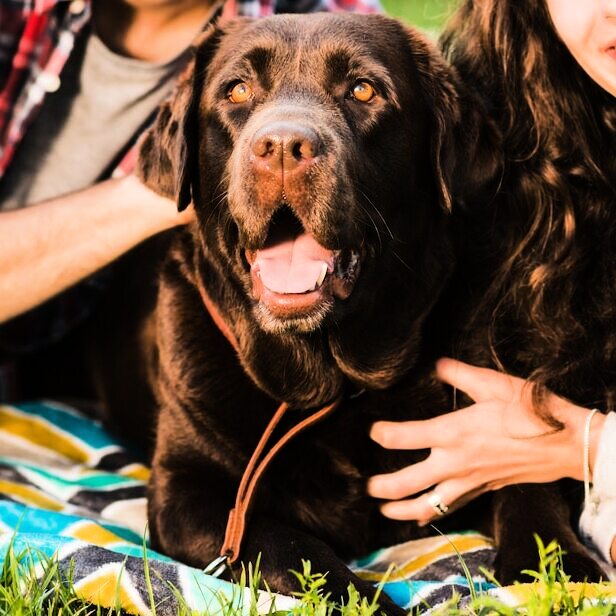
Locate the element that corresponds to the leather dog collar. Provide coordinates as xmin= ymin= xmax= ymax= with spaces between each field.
xmin=195 ymin=278 xmax=341 ymax=564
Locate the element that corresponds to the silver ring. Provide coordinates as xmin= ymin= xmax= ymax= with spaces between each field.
xmin=428 ymin=492 xmax=449 ymax=516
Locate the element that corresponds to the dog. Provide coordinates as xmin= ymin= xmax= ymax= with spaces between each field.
xmin=97 ymin=12 xmax=604 ymax=612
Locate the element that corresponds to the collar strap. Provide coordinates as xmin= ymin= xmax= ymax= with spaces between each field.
xmin=195 ymin=278 xmax=341 ymax=564
xmin=196 ymin=278 xmax=240 ymax=353
xmin=221 ymin=396 xmax=340 ymax=563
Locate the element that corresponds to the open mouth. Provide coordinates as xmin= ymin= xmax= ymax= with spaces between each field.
xmin=245 ymin=206 xmax=361 ymax=319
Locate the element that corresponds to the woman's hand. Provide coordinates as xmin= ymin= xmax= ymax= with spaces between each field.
xmin=367 ymin=358 xmax=605 ymax=525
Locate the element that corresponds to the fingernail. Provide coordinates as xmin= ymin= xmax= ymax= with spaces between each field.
xmin=366 ymin=478 xmax=373 ymax=494
xmin=366 ymin=477 xmax=379 ymax=495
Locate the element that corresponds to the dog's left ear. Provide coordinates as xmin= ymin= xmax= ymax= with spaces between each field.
xmin=136 ymin=24 xmax=224 ymax=211
xmin=404 ymin=28 xmax=502 ymax=212
xmin=447 ymin=80 xmax=503 ymax=210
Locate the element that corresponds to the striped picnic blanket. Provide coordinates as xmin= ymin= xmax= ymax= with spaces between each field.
xmin=0 ymin=401 xmax=614 ymax=614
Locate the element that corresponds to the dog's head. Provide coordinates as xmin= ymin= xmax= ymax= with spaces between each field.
xmin=139 ymin=13 xmax=499 ymax=392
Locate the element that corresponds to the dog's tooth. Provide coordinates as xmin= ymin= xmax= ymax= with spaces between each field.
xmin=316 ymin=262 xmax=328 ymax=288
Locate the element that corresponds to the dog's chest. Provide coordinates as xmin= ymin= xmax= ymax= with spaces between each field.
xmin=247 ymin=391 xmax=432 ymax=539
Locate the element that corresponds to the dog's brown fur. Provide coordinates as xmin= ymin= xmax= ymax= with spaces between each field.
xmin=100 ymin=13 xmax=603 ymax=611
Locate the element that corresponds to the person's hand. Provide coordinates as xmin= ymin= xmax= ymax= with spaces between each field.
xmin=0 ymin=174 xmax=196 ymax=322
xmin=367 ymin=358 xmax=605 ymax=524
xmin=120 ymin=174 xmax=196 ymax=229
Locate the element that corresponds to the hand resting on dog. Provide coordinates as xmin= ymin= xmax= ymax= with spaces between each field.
xmin=369 ymin=358 xmax=616 ymax=564
xmin=0 ymin=176 xmax=192 ymax=324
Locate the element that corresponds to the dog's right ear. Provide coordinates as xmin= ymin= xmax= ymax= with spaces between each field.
xmin=136 ymin=24 xmax=223 ymax=211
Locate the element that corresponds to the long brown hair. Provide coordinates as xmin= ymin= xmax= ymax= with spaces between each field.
xmin=441 ymin=0 xmax=616 ymax=413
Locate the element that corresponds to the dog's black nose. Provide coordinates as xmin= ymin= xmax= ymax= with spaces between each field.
xmin=251 ymin=122 xmax=321 ymax=174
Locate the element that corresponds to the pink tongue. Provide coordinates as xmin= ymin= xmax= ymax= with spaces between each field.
xmin=253 ymin=233 xmax=333 ymax=294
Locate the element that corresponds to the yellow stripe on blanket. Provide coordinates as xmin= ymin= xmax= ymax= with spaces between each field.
xmin=119 ymin=464 xmax=150 ymax=482
xmin=0 ymin=406 xmax=88 ymax=463
xmin=356 ymin=534 xmax=494 ymax=582
xmin=68 ymin=521 xmax=130 ymax=547
xmin=75 ymin=563 xmax=152 ymax=616
xmin=0 ymin=479 xmax=63 ymax=511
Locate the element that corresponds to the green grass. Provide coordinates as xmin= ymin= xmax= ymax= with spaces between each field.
xmin=0 ymin=542 xmax=95 ymax=615
xmin=1 ymin=536 xmax=615 ymax=616
xmin=381 ymin=0 xmax=458 ymax=34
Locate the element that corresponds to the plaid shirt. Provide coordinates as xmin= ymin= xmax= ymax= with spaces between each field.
xmin=0 ymin=0 xmax=381 ymax=179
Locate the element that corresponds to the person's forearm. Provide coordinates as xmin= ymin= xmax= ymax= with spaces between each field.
xmin=0 ymin=175 xmax=188 ymax=323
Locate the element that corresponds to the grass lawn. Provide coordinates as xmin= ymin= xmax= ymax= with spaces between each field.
xmin=381 ymin=0 xmax=458 ymax=34
xmin=2 ymin=536 xmax=616 ymax=615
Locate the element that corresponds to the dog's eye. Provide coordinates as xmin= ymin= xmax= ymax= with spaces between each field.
xmin=351 ymin=81 xmax=376 ymax=103
xmin=228 ymin=81 xmax=253 ymax=104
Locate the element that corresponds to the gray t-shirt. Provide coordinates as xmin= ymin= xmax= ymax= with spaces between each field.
xmin=0 ymin=29 xmax=189 ymax=209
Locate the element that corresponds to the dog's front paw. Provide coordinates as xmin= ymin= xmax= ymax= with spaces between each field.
xmin=492 ymin=554 xmax=533 ymax=585
xmin=493 ymin=546 xmax=606 ymax=585
xmin=559 ymin=550 xmax=607 ymax=583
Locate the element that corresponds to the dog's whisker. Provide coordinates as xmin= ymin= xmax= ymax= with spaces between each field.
xmin=214 ymin=177 xmax=230 ymax=199
xmin=358 ymin=187 xmax=395 ymax=241
xmin=204 ymin=190 xmax=230 ymax=227
xmin=392 ymin=250 xmax=416 ymax=274
xmin=356 ymin=201 xmax=382 ymax=252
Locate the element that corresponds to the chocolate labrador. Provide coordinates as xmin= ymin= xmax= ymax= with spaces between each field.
xmin=98 ymin=12 xmax=604 ymax=612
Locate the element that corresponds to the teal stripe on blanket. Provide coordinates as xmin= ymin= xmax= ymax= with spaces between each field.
xmin=14 ymin=401 xmax=125 ymax=450
xmin=1 ymin=457 xmax=143 ymax=489
xmin=0 ymin=500 xmax=145 ymax=547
